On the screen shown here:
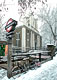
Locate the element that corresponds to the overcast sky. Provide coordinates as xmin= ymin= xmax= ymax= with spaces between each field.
xmin=48 ymin=0 xmax=57 ymax=7
xmin=0 ymin=0 xmax=57 ymax=27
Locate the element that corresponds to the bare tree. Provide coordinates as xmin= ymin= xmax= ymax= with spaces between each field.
xmin=0 ymin=13 xmax=6 ymax=41
xmin=18 ymin=0 xmax=47 ymax=19
xmin=0 ymin=15 xmax=3 ymax=40
xmin=37 ymin=6 xmax=57 ymax=46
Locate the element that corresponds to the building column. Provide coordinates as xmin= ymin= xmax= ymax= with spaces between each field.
xmin=30 ymin=31 xmax=35 ymax=49
xmin=30 ymin=31 xmax=33 ymax=49
xmin=32 ymin=33 xmax=35 ymax=49
xmin=22 ymin=27 xmax=26 ymax=52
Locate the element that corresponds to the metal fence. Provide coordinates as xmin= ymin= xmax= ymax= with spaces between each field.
xmin=12 ymin=46 xmax=49 ymax=54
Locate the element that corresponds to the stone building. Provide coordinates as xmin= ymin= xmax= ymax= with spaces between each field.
xmin=12 ymin=15 xmax=42 ymax=52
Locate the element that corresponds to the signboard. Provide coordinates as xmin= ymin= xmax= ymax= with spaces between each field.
xmin=5 ymin=18 xmax=17 ymax=32
xmin=6 ymin=18 xmax=13 ymax=32
xmin=0 ymin=45 xmax=8 ymax=56
xmin=0 ymin=41 xmax=8 ymax=56
xmin=0 ymin=45 xmax=5 ymax=56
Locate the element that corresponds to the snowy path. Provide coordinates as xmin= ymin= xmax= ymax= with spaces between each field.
xmin=0 ymin=54 xmax=57 ymax=80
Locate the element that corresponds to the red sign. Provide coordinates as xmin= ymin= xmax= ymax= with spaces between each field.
xmin=6 ymin=18 xmax=13 ymax=32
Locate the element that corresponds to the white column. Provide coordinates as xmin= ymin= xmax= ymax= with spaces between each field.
xmin=30 ymin=31 xmax=33 ymax=49
xmin=22 ymin=27 xmax=26 ymax=52
xmin=32 ymin=33 xmax=35 ymax=49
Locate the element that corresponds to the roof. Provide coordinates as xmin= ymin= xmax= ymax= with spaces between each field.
xmin=16 ymin=25 xmax=40 ymax=36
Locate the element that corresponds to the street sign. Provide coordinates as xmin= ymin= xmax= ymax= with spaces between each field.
xmin=5 ymin=18 xmax=17 ymax=78
xmin=5 ymin=18 xmax=17 ymax=32
xmin=6 ymin=31 xmax=15 ymax=39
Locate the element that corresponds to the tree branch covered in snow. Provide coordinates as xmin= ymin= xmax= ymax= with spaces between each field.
xmin=37 ymin=6 xmax=57 ymax=45
xmin=18 ymin=0 xmax=47 ymax=17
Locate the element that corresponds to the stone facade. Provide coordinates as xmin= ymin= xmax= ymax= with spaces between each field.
xmin=12 ymin=15 xmax=42 ymax=52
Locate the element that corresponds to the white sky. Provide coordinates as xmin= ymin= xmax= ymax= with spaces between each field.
xmin=0 ymin=0 xmax=57 ymax=27
xmin=47 ymin=0 xmax=57 ymax=7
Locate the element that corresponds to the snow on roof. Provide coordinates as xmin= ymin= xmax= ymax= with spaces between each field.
xmin=47 ymin=43 xmax=54 ymax=46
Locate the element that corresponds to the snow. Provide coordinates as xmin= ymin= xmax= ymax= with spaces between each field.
xmin=16 ymin=54 xmax=57 ymax=80
xmin=0 ymin=54 xmax=57 ymax=80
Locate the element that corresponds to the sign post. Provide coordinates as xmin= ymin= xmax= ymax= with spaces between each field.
xmin=7 ymin=39 xmax=12 ymax=78
xmin=5 ymin=18 xmax=17 ymax=78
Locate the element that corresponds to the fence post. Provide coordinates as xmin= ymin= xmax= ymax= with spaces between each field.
xmin=39 ymin=53 xmax=41 ymax=62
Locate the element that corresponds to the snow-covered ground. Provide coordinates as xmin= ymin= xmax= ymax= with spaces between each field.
xmin=0 ymin=54 xmax=57 ymax=80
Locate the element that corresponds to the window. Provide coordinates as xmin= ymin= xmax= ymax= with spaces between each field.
xmin=28 ymin=23 xmax=30 ymax=26
xmin=27 ymin=20 xmax=30 ymax=26
xmin=16 ymin=32 xmax=20 ymax=47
